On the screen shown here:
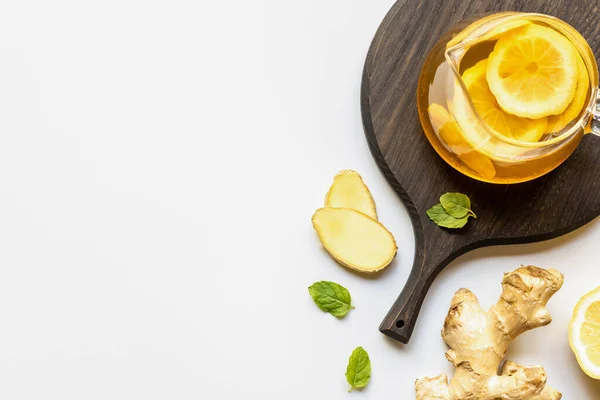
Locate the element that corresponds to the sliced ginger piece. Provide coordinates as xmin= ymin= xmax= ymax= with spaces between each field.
xmin=312 ymin=207 xmax=396 ymax=273
xmin=325 ymin=170 xmax=377 ymax=220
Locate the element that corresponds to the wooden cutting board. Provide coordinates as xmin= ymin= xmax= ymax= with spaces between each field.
xmin=361 ymin=0 xmax=600 ymax=344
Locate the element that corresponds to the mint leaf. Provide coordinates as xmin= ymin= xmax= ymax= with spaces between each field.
xmin=308 ymin=281 xmax=354 ymax=317
xmin=345 ymin=346 xmax=371 ymax=392
xmin=426 ymin=204 xmax=469 ymax=229
xmin=440 ymin=192 xmax=476 ymax=219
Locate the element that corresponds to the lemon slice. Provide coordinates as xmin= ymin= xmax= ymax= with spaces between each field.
xmin=428 ymin=104 xmax=471 ymax=154
xmin=447 ymin=14 xmax=530 ymax=50
xmin=487 ymin=24 xmax=579 ymax=119
xmin=483 ymin=19 xmax=531 ymax=42
xmin=452 ymin=67 xmax=542 ymax=161
xmin=546 ymin=53 xmax=590 ymax=133
xmin=463 ymin=59 xmax=548 ymax=142
xmin=569 ymin=286 xmax=600 ymax=379
xmin=447 ymin=14 xmax=506 ymax=50
xmin=428 ymin=104 xmax=496 ymax=179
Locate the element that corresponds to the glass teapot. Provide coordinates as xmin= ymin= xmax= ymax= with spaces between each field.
xmin=417 ymin=12 xmax=599 ymax=184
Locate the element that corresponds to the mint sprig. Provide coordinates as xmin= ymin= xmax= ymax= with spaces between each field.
xmin=427 ymin=192 xmax=476 ymax=229
xmin=440 ymin=192 xmax=476 ymax=219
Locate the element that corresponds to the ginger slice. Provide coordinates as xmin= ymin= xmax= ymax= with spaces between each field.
xmin=416 ymin=266 xmax=564 ymax=400
xmin=312 ymin=207 xmax=396 ymax=273
xmin=325 ymin=170 xmax=377 ymax=220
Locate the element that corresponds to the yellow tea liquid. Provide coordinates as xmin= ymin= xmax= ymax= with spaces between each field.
xmin=417 ymin=13 xmax=596 ymax=184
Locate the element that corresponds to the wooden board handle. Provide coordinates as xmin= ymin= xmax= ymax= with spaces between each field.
xmin=379 ymin=256 xmax=434 ymax=343
xmin=379 ymin=238 xmax=450 ymax=343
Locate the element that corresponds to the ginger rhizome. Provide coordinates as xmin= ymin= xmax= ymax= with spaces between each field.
xmin=416 ymin=266 xmax=563 ymax=400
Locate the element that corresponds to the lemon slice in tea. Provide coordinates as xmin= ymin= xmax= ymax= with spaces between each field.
xmin=463 ymin=59 xmax=548 ymax=142
xmin=428 ymin=104 xmax=496 ymax=180
xmin=446 ymin=14 xmax=530 ymax=50
xmin=546 ymin=54 xmax=590 ymax=134
xmin=569 ymin=286 xmax=600 ymax=379
xmin=487 ymin=24 xmax=579 ymax=119
xmin=428 ymin=103 xmax=474 ymax=155
xmin=483 ymin=19 xmax=531 ymax=42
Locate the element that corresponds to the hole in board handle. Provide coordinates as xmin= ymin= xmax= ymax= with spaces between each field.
xmin=396 ymin=320 xmax=405 ymax=328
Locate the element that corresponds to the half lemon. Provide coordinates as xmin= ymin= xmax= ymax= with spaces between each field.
xmin=569 ymin=286 xmax=600 ymax=379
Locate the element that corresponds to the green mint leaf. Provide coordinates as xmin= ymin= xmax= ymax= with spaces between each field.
xmin=345 ymin=346 xmax=371 ymax=392
xmin=440 ymin=192 xmax=476 ymax=219
xmin=426 ymin=204 xmax=469 ymax=229
xmin=308 ymin=281 xmax=354 ymax=317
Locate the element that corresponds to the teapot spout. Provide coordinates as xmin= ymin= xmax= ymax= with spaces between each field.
xmin=444 ymin=46 xmax=465 ymax=80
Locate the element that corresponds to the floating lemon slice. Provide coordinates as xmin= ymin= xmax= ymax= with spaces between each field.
xmin=428 ymin=104 xmax=496 ymax=179
xmin=447 ymin=14 xmax=530 ymax=50
xmin=483 ymin=19 xmax=531 ymax=42
xmin=546 ymin=54 xmax=590 ymax=133
xmin=569 ymin=286 xmax=600 ymax=379
xmin=452 ymin=60 xmax=546 ymax=161
xmin=487 ymin=24 xmax=579 ymax=119
xmin=463 ymin=59 xmax=548 ymax=142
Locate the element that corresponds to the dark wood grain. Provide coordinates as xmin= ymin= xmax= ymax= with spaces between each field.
xmin=361 ymin=0 xmax=600 ymax=344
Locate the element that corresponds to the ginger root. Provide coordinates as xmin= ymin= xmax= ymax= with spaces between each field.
xmin=312 ymin=207 xmax=396 ymax=273
xmin=325 ymin=170 xmax=377 ymax=219
xmin=416 ymin=266 xmax=563 ymax=400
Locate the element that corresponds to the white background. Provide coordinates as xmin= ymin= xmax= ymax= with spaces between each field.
xmin=0 ymin=0 xmax=599 ymax=398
